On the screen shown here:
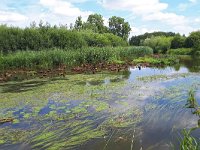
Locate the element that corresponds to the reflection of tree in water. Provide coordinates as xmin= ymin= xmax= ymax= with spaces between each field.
xmin=121 ymin=70 xmax=131 ymax=79
xmin=180 ymin=56 xmax=200 ymax=72
xmin=173 ymin=64 xmax=181 ymax=71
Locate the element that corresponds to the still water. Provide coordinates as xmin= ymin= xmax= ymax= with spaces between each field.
xmin=0 ymin=56 xmax=200 ymax=150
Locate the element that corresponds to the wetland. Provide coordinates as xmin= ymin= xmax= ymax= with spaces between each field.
xmin=0 ymin=56 xmax=200 ymax=150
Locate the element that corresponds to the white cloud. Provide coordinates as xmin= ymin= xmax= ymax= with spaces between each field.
xmin=0 ymin=11 xmax=27 ymax=22
xmin=39 ymin=0 xmax=91 ymax=17
xmin=143 ymin=12 xmax=187 ymax=26
xmin=195 ymin=18 xmax=200 ymax=23
xmin=100 ymin=0 xmax=168 ymax=15
xmin=0 ymin=0 xmax=93 ymax=27
xmin=189 ymin=0 xmax=197 ymax=3
xmin=130 ymin=26 xmax=160 ymax=36
xmin=100 ymin=0 xmax=194 ymax=35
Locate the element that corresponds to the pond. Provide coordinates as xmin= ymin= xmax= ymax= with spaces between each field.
xmin=0 ymin=56 xmax=200 ymax=150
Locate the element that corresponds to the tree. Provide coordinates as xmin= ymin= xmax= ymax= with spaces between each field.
xmin=85 ymin=13 xmax=105 ymax=33
xmin=129 ymin=32 xmax=176 ymax=46
xmin=74 ymin=16 xmax=83 ymax=31
xmin=185 ymin=31 xmax=200 ymax=48
xmin=129 ymin=36 xmax=141 ymax=46
xmin=108 ymin=16 xmax=131 ymax=40
xmin=171 ymin=34 xmax=186 ymax=49
xmin=143 ymin=36 xmax=173 ymax=54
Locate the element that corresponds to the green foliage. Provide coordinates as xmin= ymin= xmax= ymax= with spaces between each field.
xmin=180 ymin=129 xmax=200 ymax=150
xmin=0 ymin=25 xmax=128 ymax=52
xmin=86 ymin=13 xmax=105 ymax=33
xmin=129 ymin=32 xmax=176 ymax=46
xmin=142 ymin=36 xmax=173 ymax=54
xmin=185 ymin=31 xmax=200 ymax=48
xmin=186 ymin=90 xmax=198 ymax=108
xmin=133 ymin=55 xmax=178 ymax=65
xmin=79 ymin=31 xmax=127 ymax=47
xmin=119 ymin=46 xmax=153 ymax=61
xmin=0 ymin=47 xmax=153 ymax=70
xmin=74 ymin=16 xmax=83 ymax=31
xmin=171 ymin=35 xmax=186 ymax=49
xmin=185 ymin=31 xmax=200 ymax=55
xmin=108 ymin=16 xmax=131 ymax=40
xmin=167 ymin=48 xmax=192 ymax=55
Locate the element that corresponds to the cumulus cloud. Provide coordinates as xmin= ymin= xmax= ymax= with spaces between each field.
xmin=39 ymin=0 xmax=91 ymax=17
xmin=99 ymin=0 xmax=194 ymax=35
xmin=130 ymin=26 xmax=160 ymax=36
xmin=99 ymin=0 xmax=168 ymax=15
xmin=0 ymin=0 xmax=92 ymax=27
xmin=0 ymin=11 xmax=27 ymax=22
xmin=189 ymin=0 xmax=197 ymax=3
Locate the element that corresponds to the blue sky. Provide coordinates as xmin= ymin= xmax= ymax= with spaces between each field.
xmin=0 ymin=0 xmax=199 ymax=36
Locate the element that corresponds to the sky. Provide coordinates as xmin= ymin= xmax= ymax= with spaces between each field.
xmin=0 ymin=0 xmax=199 ymax=36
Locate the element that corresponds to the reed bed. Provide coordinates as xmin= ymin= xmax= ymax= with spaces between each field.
xmin=0 ymin=46 xmax=153 ymax=70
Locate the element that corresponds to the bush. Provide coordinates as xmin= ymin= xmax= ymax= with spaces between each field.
xmin=0 ymin=25 xmax=127 ymax=53
xmin=142 ymin=36 xmax=173 ymax=54
xmin=171 ymin=35 xmax=186 ymax=49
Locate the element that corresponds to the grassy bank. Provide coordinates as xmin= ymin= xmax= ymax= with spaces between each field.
xmin=0 ymin=46 xmax=153 ymax=71
xmin=167 ymin=48 xmax=192 ymax=55
xmin=133 ymin=55 xmax=179 ymax=66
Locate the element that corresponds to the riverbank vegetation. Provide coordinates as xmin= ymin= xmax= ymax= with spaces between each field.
xmin=130 ymin=31 xmax=200 ymax=55
xmin=0 ymin=13 xmax=200 ymax=73
xmin=0 ymin=47 xmax=153 ymax=71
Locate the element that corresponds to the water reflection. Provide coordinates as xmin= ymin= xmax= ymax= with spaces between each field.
xmin=1 ymin=58 xmax=200 ymax=150
xmin=180 ymin=56 xmax=200 ymax=72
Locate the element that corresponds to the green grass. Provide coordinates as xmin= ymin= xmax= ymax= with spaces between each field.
xmin=0 ymin=46 xmax=153 ymax=70
xmin=133 ymin=55 xmax=179 ymax=65
xmin=167 ymin=48 xmax=192 ymax=55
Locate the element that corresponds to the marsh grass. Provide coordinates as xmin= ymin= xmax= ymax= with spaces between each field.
xmin=133 ymin=55 xmax=179 ymax=66
xmin=0 ymin=46 xmax=153 ymax=70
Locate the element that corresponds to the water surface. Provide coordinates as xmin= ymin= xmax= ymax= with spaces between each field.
xmin=0 ymin=57 xmax=200 ymax=150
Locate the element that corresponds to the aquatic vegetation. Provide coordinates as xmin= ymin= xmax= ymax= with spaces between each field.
xmin=137 ymin=73 xmax=189 ymax=83
xmin=0 ymin=67 xmax=200 ymax=149
xmin=100 ymin=108 xmax=142 ymax=128
xmin=186 ymin=90 xmax=198 ymax=108
xmin=179 ymin=129 xmax=200 ymax=150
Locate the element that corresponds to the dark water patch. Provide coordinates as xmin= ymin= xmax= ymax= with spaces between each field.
xmin=0 ymin=80 xmax=47 ymax=93
xmin=180 ymin=56 xmax=200 ymax=72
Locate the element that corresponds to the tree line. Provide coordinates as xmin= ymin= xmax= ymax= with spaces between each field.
xmin=129 ymin=31 xmax=200 ymax=55
xmin=0 ymin=14 xmax=131 ymax=53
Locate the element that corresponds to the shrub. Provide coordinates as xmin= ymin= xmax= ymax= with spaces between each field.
xmin=0 ymin=25 xmax=127 ymax=53
xmin=142 ymin=36 xmax=173 ymax=54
